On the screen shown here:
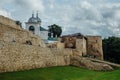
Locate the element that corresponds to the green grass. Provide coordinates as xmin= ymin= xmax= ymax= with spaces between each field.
xmin=0 ymin=66 xmax=120 ymax=80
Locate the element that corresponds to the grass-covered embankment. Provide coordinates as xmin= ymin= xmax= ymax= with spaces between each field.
xmin=0 ymin=66 xmax=120 ymax=80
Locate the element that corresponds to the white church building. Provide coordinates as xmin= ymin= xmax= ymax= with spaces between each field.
xmin=25 ymin=13 xmax=48 ymax=43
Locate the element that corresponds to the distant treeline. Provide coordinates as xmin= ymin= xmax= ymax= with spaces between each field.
xmin=103 ymin=36 xmax=120 ymax=64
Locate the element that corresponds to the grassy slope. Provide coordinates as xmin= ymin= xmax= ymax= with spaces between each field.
xmin=0 ymin=66 xmax=120 ymax=80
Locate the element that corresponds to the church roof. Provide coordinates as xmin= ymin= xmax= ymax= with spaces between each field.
xmin=62 ymin=33 xmax=85 ymax=39
xmin=28 ymin=13 xmax=41 ymax=23
xmin=40 ymin=26 xmax=48 ymax=31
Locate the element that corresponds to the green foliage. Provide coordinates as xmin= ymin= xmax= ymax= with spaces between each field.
xmin=16 ymin=21 xmax=22 ymax=28
xmin=0 ymin=66 xmax=120 ymax=80
xmin=48 ymin=24 xmax=62 ymax=38
xmin=103 ymin=36 xmax=120 ymax=64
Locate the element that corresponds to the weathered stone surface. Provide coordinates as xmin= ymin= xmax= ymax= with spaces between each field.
xmin=0 ymin=23 xmax=46 ymax=47
xmin=76 ymin=38 xmax=87 ymax=56
xmin=86 ymin=36 xmax=103 ymax=60
xmin=70 ymin=55 xmax=113 ymax=71
xmin=0 ymin=42 xmax=72 ymax=73
xmin=57 ymin=35 xmax=103 ymax=60
xmin=0 ymin=42 xmax=113 ymax=73
xmin=0 ymin=15 xmax=46 ymax=47
xmin=0 ymin=15 xmax=21 ymax=29
xmin=0 ymin=15 xmax=115 ymax=73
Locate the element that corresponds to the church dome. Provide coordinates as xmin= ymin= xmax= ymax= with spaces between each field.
xmin=28 ymin=13 xmax=41 ymax=23
xmin=36 ymin=17 xmax=41 ymax=22
xmin=28 ymin=17 xmax=37 ymax=23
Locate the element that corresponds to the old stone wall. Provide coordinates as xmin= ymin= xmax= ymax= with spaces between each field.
xmin=0 ymin=42 xmax=113 ymax=73
xmin=0 ymin=15 xmax=72 ymax=72
xmin=0 ymin=15 xmax=21 ymax=29
xmin=0 ymin=15 xmax=46 ymax=47
xmin=57 ymin=37 xmax=87 ymax=56
xmin=76 ymin=38 xmax=87 ymax=56
xmin=0 ymin=42 xmax=72 ymax=73
xmin=0 ymin=23 xmax=46 ymax=47
xmin=0 ymin=15 xmax=110 ymax=73
xmin=64 ymin=37 xmax=76 ymax=48
xmin=54 ymin=38 xmax=64 ymax=49
xmin=57 ymin=42 xmax=64 ymax=49
xmin=86 ymin=36 xmax=103 ymax=60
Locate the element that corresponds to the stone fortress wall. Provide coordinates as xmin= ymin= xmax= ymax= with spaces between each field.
xmin=76 ymin=38 xmax=87 ymax=56
xmin=86 ymin=36 xmax=103 ymax=60
xmin=56 ymin=35 xmax=103 ymax=60
xmin=0 ymin=15 xmax=72 ymax=73
xmin=0 ymin=15 xmax=111 ymax=73
xmin=0 ymin=15 xmax=21 ymax=29
xmin=0 ymin=42 xmax=72 ymax=73
xmin=0 ymin=15 xmax=46 ymax=47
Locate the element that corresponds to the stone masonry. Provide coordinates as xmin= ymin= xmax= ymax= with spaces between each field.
xmin=0 ymin=15 xmax=113 ymax=73
xmin=57 ymin=35 xmax=103 ymax=60
xmin=0 ymin=15 xmax=46 ymax=47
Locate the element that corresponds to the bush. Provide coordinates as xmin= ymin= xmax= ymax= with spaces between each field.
xmin=103 ymin=36 xmax=120 ymax=64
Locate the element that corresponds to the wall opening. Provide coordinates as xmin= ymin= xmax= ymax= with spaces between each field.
xmin=29 ymin=26 xmax=35 ymax=34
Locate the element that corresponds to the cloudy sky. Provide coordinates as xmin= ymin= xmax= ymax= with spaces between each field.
xmin=0 ymin=0 xmax=120 ymax=37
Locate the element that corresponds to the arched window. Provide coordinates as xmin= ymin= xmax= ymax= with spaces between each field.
xmin=29 ymin=26 xmax=35 ymax=34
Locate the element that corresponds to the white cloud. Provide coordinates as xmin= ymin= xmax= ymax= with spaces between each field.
xmin=14 ymin=0 xmax=44 ymax=12
xmin=0 ymin=8 xmax=11 ymax=18
xmin=1 ymin=0 xmax=120 ymax=37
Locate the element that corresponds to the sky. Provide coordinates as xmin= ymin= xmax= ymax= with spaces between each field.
xmin=0 ymin=0 xmax=120 ymax=37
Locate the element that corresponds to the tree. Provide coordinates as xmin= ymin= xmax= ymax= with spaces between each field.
xmin=16 ymin=21 xmax=22 ymax=28
xmin=48 ymin=24 xmax=62 ymax=38
xmin=103 ymin=36 xmax=120 ymax=64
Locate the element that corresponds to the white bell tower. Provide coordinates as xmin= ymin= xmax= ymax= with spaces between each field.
xmin=25 ymin=12 xmax=41 ymax=36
